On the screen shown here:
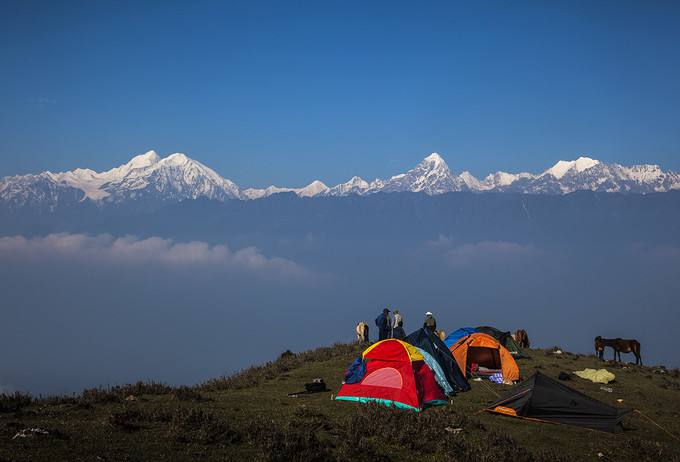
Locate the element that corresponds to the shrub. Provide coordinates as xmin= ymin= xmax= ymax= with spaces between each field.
xmin=0 ymin=392 xmax=33 ymax=413
xmin=108 ymin=408 xmax=145 ymax=432
xmin=81 ymin=387 xmax=123 ymax=404
xmin=171 ymin=386 xmax=206 ymax=402
xmin=80 ymin=381 xmax=172 ymax=404
xmin=118 ymin=381 xmax=173 ymax=397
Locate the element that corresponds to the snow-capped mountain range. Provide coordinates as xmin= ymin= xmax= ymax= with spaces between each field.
xmin=1 ymin=150 xmax=679 ymax=211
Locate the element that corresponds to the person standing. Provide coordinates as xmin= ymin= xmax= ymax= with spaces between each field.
xmin=423 ymin=311 xmax=437 ymax=333
xmin=375 ymin=308 xmax=391 ymax=341
xmin=391 ymin=309 xmax=405 ymax=339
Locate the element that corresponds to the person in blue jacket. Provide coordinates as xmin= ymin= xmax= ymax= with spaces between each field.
xmin=375 ymin=308 xmax=391 ymax=341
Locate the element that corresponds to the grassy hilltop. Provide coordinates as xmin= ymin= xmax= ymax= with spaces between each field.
xmin=1 ymin=343 xmax=679 ymax=461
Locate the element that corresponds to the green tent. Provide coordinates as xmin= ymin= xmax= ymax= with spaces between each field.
xmin=475 ymin=326 xmax=524 ymax=358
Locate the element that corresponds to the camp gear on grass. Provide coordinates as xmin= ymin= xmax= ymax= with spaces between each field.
xmin=305 ymin=378 xmax=329 ymax=393
xmin=288 ymin=378 xmax=330 ymax=396
xmin=558 ymin=371 xmax=571 ymax=381
xmin=489 ymin=372 xmax=504 ymax=384
xmin=573 ymin=368 xmax=616 ymax=384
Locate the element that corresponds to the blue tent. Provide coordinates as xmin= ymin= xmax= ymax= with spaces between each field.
xmin=443 ymin=327 xmax=478 ymax=348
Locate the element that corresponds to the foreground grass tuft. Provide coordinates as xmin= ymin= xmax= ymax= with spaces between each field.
xmin=0 ymin=392 xmax=33 ymax=413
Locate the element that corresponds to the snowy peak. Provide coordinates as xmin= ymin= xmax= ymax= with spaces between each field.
xmin=127 ymin=150 xmax=161 ymax=169
xmin=297 ymin=180 xmax=329 ymax=197
xmin=457 ymin=171 xmax=483 ymax=190
xmin=422 ymin=152 xmax=446 ymax=166
xmin=417 ymin=152 xmax=451 ymax=174
xmin=243 ymin=180 xmax=330 ymax=199
xmin=378 ymin=152 xmax=465 ymax=194
xmin=544 ymin=156 xmax=600 ymax=179
xmin=102 ymin=151 xmax=240 ymax=202
xmin=573 ymin=156 xmax=600 ymax=172
xmin=0 ymin=151 xmax=242 ymax=207
xmin=346 ymin=176 xmax=369 ymax=188
xmin=103 ymin=150 xmax=161 ymax=180
xmin=328 ymin=175 xmax=371 ymax=196
xmin=483 ymin=171 xmax=535 ymax=189
xmin=160 ymin=152 xmax=190 ymax=166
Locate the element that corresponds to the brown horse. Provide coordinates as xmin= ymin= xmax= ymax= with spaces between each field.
xmin=594 ymin=336 xmax=642 ymax=365
xmin=514 ymin=329 xmax=530 ymax=348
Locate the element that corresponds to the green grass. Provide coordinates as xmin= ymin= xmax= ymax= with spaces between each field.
xmin=1 ymin=344 xmax=679 ymax=461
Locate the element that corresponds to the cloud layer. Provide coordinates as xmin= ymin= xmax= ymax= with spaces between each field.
xmin=0 ymin=233 xmax=307 ymax=278
xmin=422 ymin=236 xmax=540 ymax=269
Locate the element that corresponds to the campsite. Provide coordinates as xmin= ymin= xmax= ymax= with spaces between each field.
xmin=2 ymin=334 xmax=679 ymax=461
xmin=3 ymin=3 xmax=680 ymax=461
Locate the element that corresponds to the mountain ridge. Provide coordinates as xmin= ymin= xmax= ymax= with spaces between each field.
xmin=1 ymin=150 xmax=679 ymax=211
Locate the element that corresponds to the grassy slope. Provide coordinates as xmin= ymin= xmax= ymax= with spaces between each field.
xmin=1 ymin=343 xmax=679 ymax=462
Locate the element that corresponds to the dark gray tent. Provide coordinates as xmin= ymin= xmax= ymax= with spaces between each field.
xmin=486 ymin=372 xmax=631 ymax=433
xmin=476 ymin=326 xmax=524 ymax=358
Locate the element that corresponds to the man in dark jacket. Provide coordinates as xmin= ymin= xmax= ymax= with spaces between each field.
xmin=375 ymin=308 xmax=391 ymax=341
xmin=423 ymin=311 xmax=437 ymax=333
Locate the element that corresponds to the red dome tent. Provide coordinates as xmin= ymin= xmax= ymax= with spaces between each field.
xmin=335 ymin=339 xmax=447 ymax=411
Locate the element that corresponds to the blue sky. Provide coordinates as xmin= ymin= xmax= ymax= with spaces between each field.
xmin=1 ymin=0 xmax=680 ymax=187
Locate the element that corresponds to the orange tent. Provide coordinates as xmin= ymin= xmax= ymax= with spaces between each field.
xmin=449 ymin=333 xmax=520 ymax=383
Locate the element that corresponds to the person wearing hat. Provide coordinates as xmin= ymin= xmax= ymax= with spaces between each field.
xmin=423 ymin=311 xmax=437 ymax=333
xmin=391 ymin=309 xmax=405 ymax=339
xmin=375 ymin=308 xmax=391 ymax=341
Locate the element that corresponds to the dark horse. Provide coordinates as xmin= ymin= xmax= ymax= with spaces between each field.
xmin=514 ymin=329 xmax=530 ymax=349
xmin=594 ymin=336 xmax=642 ymax=365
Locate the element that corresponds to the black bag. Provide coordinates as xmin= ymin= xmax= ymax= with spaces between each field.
xmin=304 ymin=378 xmax=328 ymax=393
xmin=558 ymin=371 xmax=571 ymax=381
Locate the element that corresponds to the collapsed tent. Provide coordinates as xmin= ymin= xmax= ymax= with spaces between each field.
xmin=404 ymin=328 xmax=470 ymax=393
xmin=450 ymin=333 xmax=521 ymax=383
xmin=487 ymin=372 xmax=631 ymax=433
xmin=475 ymin=326 xmax=524 ymax=358
xmin=335 ymin=339 xmax=448 ymax=411
xmin=443 ymin=327 xmax=478 ymax=348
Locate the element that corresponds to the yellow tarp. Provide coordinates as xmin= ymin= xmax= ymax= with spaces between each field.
xmin=573 ymin=368 xmax=615 ymax=384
